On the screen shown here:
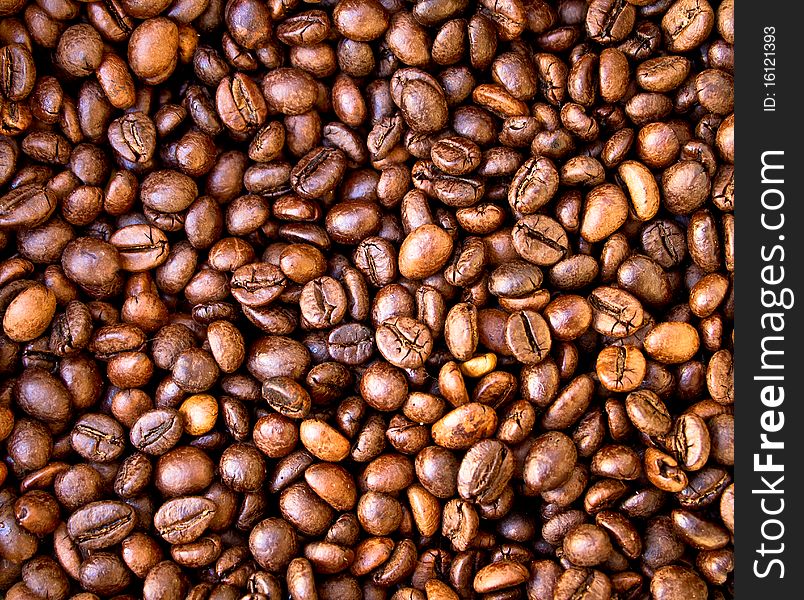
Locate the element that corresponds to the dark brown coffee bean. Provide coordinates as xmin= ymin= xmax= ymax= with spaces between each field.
xmin=67 ymin=500 xmax=136 ymax=550
xmin=508 ymin=157 xmax=559 ymax=214
xmin=651 ymin=565 xmax=707 ymax=600
xmin=71 ymin=413 xmax=126 ymax=462
xmin=291 ymin=146 xmax=348 ymax=200
xmin=669 ymin=413 xmax=711 ymax=471
xmin=131 ymin=408 xmax=184 ymax=455
xmin=473 ymin=560 xmax=529 ymax=593
xmin=625 ymin=390 xmax=671 ymax=436
xmin=328 ymin=323 xmax=374 ymax=365
xmin=431 ymin=136 xmax=482 ymax=175
xmin=563 ymin=524 xmax=613 ymax=567
xmin=0 ymin=184 xmax=57 ymax=230
xmin=524 ymin=431 xmax=577 ymax=495
xmin=589 ymin=286 xmax=644 ymax=338
xmin=154 ymin=496 xmax=217 ymax=544
xmin=505 ymin=310 xmax=552 ymax=364
xmin=79 ymin=552 xmax=131 ymax=596
xmin=109 ymin=224 xmax=169 ymax=272
xmin=376 ymin=316 xmax=434 ymax=369
xmin=512 ymin=215 xmax=570 ymax=266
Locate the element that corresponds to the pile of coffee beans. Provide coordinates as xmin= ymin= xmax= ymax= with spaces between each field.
xmin=0 ymin=0 xmax=734 ymax=598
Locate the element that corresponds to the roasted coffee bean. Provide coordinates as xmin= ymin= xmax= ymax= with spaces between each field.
xmin=669 ymin=413 xmax=711 ymax=471
xmin=625 ymin=390 xmax=671 ymax=436
xmin=457 ymin=439 xmax=513 ymax=504
xmin=512 ymin=214 xmax=570 ymax=266
xmin=376 ymin=316 xmax=434 ymax=369
xmin=509 ymin=157 xmax=559 ymax=214
xmin=328 ymin=323 xmax=374 ymax=365
xmin=109 ymin=224 xmax=169 ymax=272
xmin=67 ymin=500 xmax=136 ymax=550
xmin=154 ymin=496 xmax=217 ymax=544
xmin=432 ymin=403 xmax=497 ymax=450
xmin=596 ymin=346 xmax=646 ymax=392
xmin=131 ymin=409 xmax=184 ymax=455
xmin=78 ymin=552 xmax=131 ymax=596
xmin=505 ymin=310 xmax=552 ymax=364
xmin=0 ymin=184 xmax=57 ymax=229
xmin=71 ymin=413 xmax=126 ymax=462
xmin=444 ymin=303 xmax=478 ymax=362
xmin=589 ymin=286 xmax=644 ymax=338
xmin=524 ymin=432 xmax=577 ymax=494
xmin=473 ymin=560 xmax=529 ymax=593
xmin=399 ymin=225 xmax=454 ymax=280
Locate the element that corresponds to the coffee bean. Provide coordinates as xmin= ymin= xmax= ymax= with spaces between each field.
xmin=154 ymin=496 xmax=217 ymax=544
xmin=328 ymin=323 xmax=374 ymax=365
xmin=444 ymin=303 xmax=478 ymax=362
xmin=14 ymin=366 xmax=70 ymax=423
xmin=432 ymin=403 xmax=497 ymax=450
xmin=457 ymin=440 xmax=513 ymax=504
xmin=512 ymin=215 xmax=570 ymax=266
xmin=523 ymin=432 xmax=577 ymax=494
xmin=67 ymin=500 xmax=136 ymax=551
xmin=625 ymin=390 xmax=671 ymax=436
xmin=141 ymin=170 xmax=198 ymax=215
xmin=291 ymin=147 xmax=348 ymax=200
xmin=670 ymin=413 xmax=711 ymax=471
xmin=219 ymin=442 xmax=266 ymax=492
xmin=376 ymin=316 xmax=434 ymax=369
xmin=71 ymin=413 xmax=126 ymax=462
xmin=505 ymin=310 xmax=552 ymax=364
xmin=509 ymin=157 xmax=559 ymax=214
xmin=109 ymin=224 xmax=169 ymax=272
xmin=645 ymin=322 xmax=700 ymax=363
xmin=651 ymin=565 xmax=708 ymax=600
xmin=300 ymin=418 xmax=350 ymax=462
xmin=156 ymin=446 xmax=215 ymax=497
xmin=78 ymin=552 xmax=131 ymax=596
xmin=431 ymin=136 xmax=482 ymax=176
xmin=473 ymin=560 xmax=529 ymax=593
xmin=131 ymin=408 xmax=184 ymax=455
